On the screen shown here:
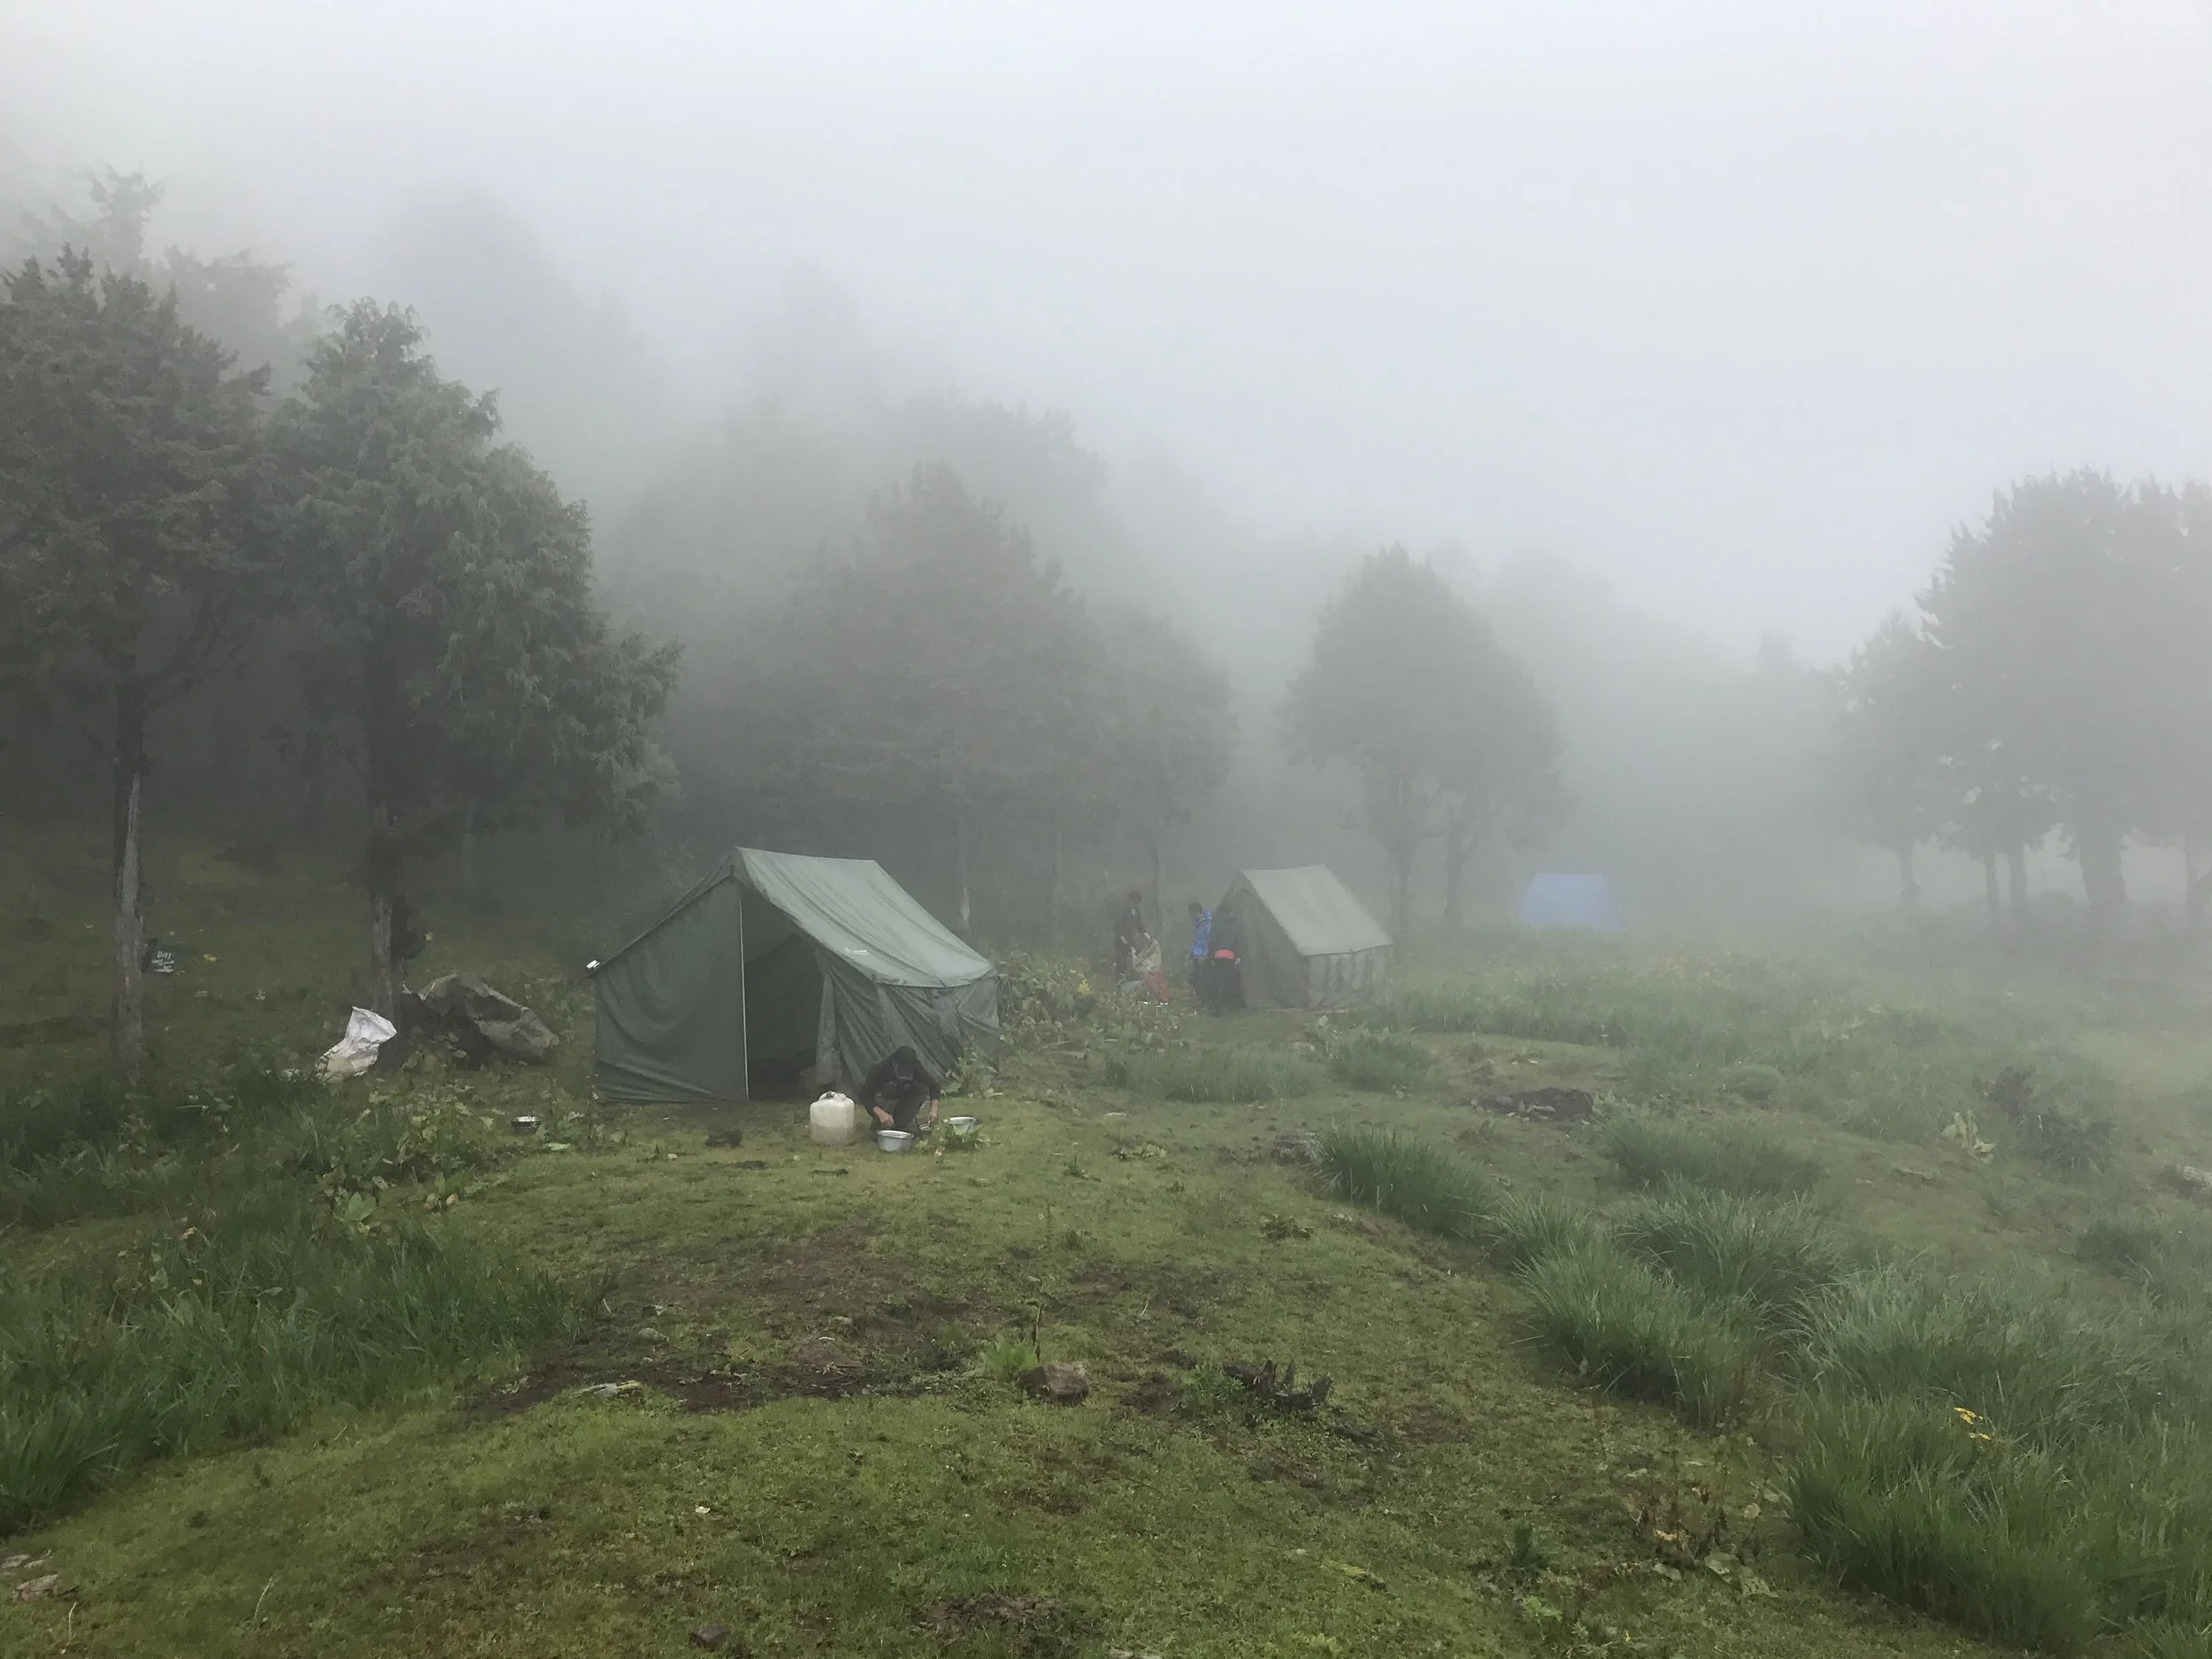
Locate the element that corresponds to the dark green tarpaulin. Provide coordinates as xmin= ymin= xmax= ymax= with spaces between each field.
xmin=591 ymin=848 xmax=998 ymax=1102
xmin=1218 ymin=865 xmax=1392 ymax=1009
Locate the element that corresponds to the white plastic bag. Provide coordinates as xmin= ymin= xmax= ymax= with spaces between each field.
xmin=321 ymin=1007 xmax=397 ymax=1079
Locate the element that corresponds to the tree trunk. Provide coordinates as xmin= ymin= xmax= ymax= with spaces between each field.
xmin=2185 ymin=834 xmax=2208 ymax=936
xmin=2007 ymin=843 xmax=2028 ymax=910
xmin=954 ymin=810 xmax=972 ymax=935
xmin=1388 ymin=827 xmax=1417 ymax=941
xmin=366 ymin=797 xmax=401 ymax=1019
xmin=110 ymin=681 xmax=148 ymax=1081
xmin=1050 ymin=826 xmax=1064 ymax=953
xmin=460 ymin=803 xmax=478 ymax=894
xmin=1982 ymin=853 xmax=2001 ymax=918
xmin=1148 ymin=833 xmax=1166 ymax=941
xmin=2075 ymin=821 xmax=2128 ymax=937
xmin=1895 ymin=842 xmax=1919 ymax=910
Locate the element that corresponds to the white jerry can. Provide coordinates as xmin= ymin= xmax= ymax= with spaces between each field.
xmin=808 ymin=1091 xmax=857 ymax=1147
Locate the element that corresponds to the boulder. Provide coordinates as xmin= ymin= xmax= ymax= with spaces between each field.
xmin=1019 ymin=1361 xmax=1092 ymax=1405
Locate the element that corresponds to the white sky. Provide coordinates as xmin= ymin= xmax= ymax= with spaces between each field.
xmin=6 ymin=0 xmax=2212 ymax=657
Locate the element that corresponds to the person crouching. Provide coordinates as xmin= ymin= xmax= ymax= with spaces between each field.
xmin=861 ymin=1046 xmax=941 ymax=1135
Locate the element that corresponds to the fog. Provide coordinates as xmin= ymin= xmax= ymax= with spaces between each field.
xmin=10 ymin=1 xmax=2212 ymax=655
xmin=9 ymin=1 xmax=2212 ymax=935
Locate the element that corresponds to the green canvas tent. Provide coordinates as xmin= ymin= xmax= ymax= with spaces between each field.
xmin=1218 ymin=865 xmax=1393 ymax=1009
xmin=589 ymin=848 xmax=998 ymax=1102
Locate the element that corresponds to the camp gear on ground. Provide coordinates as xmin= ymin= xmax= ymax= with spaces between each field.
xmin=411 ymin=972 xmax=559 ymax=1064
xmin=946 ymin=1115 xmax=978 ymax=1132
xmin=1517 ymin=872 xmax=1626 ymax=933
xmin=321 ymin=1006 xmax=396 ymax=1079
xmin=1213 ymin=866 xmax=1392 ymax=1009
xmin=875 ymin=1128 xmax=915 ymax=1153
xmin=809 ymin=1091 xmax=858 ymax=1146
xmin=589 ymin=848 xmax=999 ymax=1103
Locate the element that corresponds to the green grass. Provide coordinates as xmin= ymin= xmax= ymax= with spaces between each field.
xmin=1602 ymin=1113 xmax=1824 ymax=1196
xmin=1314 ymin=1125 xmax=1494 ymax=1237
xmin=0 ymin=1182 xmax=588 ymax=1532
xmin=1476 ymin=1188 xmax=1601 ymax=1269
xmin=1325 ymin=1028 xmax=1434 ymax=1092
xmin=1516 ymin=1244 xmax=1754 ymax=1428
xmin=1612 ymin=1188 xmax=1850 ymax=1326
xmin=1102 ymin=1046 xmax=1322 ymax=1102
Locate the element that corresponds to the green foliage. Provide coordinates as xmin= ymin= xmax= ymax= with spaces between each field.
xmin=1784 ymin=1394 xmax=2098 ymax=1655
xmin=978 ymin=1337 xmax=1040 ymax=1386
xmin=1611 ymin=1189 xmax=1850 ymax=1326
xmin=1474 ymin=1189 xmax=1599 ymax=1270
xmin=1280 ymin=546 xmax=1563 ymax=933
xmin=278 ymin=303 xmax=677 ymax=1002
xmin=1983 ymin=1065 xmax=2113 ymax=1175
xmin=0 ymin=1184 xmax=588 ymax=1532
xmin=2077 ymin=1217 xmax=2162 ymax=1280
xmin=1516 ymin=1245 xmax=1752 ymax=1427
xmin=1602 ymin=1114 xmax=1823 ymax=1196
xmin=1104 ymin=1048 xmax=1319 ymax=1103
xmin=1355 ymin=989 xmax=1489 ymax=1033
xmin=1315 ymin=1125 xmax=1494 ymax=1238
xmin=1323 ymin=1028 xmax=1434 ymax=1093
xmin=1794 ymin=1266 xmax=2178 ymax=1449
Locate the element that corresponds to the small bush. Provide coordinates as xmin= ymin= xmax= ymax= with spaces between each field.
xmin=2077 ymin=1218 xmax=2161 ymax=1280
xmin=1105 ymin=1048 xmax=1321 ymax=1103
xmin=1316 ymin=1125 xmax=1494 ymax=1238
xmin=1983 ymin=1067 xmax=2113 ymax=1175
xmin=978 ymin=1337 xmax=1041 ymax=1386
xmin=1602 ymin=1115 xmax=1822 ymax=1196
xmin=1326 ymin=1030 xmax=1434 ymax=1093
xmin=1517 ymin=1244 xmax=1753 ymax=1427
xmin=1718 ymin=1062 xmax=1786 ymax=1104
xmin=1477 ymin=1190 xmax=1600 ymax=1270
xmin=1613 ymin=1189 xmax=1849 ymax=1326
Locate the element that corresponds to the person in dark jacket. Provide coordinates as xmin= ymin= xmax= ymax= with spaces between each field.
xmin=1204 ymin=901 xmax=1244 ymax=1012
xmin=860 ymin=1046 xmax=941 ymax=1134
xmin=1113 ymin=889 xmax=1151 ymax=979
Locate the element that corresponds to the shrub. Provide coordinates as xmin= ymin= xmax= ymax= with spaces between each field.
xmin=0 ymin=1184 xmax=588 ymax=1532
xmin=1326 ymin=1030 xmax=1434 ymax=1093
xmin=1517 ymin=1244 xmax=1753 ymax=1427
xmin=1983 ymin=1067 xmax=2113 ymax=1175
xmin=1106 ymin=1048 xmax=1322 ymax=1103
xmin=2077 ymin=1218 xmax=2161 ymax=1281
xmin=1316 ymin=1126 xmax=1494 ymax=1239
xmin=1601 ymin=1115 xmax=1822 ymax=1196
xmin=978 ymin=1337 xmax=1041 ymax=1386
xmin=1783 ymin=1393 xmax=2098 ymax=1655
xmin=1613 ymin=1189 xmax=1850 ymax=1326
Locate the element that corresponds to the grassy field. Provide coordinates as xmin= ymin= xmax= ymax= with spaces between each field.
xmin=9 ymin=823 xmax=2212 ymax=1656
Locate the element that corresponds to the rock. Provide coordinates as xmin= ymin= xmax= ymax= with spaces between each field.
xmin=2174 ymin=1165 xmax=2212 ymax=1201
xmin=705 ymin=1127 xmax=744 ymax=1148
xmin=1020 ymin=1361 xmax=1092 ymax=1405
xmin=1479 ymin=1087 xmax=1595 ymax=1125
xmin=14 ymin=1573 xmax=61 ymax=1602
xmin=1269 ymin=1130 xmax=1321 ymax=1164
xmin=690 ymin=1622 xmax=732 ymax=1649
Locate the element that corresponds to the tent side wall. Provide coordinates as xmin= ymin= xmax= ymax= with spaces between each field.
xmin=1302 ymin=943 xmax=1392 ymax=1008
xmin=816 ymin=954 xmax=1000 ymax=1090
xmin=593 ymin=878 xmax=749 ymax=1102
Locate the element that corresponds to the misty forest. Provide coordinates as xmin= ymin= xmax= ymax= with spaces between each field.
xmin=8 ymin=10 xmax=2212 ymax=1658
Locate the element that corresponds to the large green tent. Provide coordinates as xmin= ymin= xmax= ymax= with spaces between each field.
xmin=589 ymin=848 xmax=998 ymax=1102
xmin=1217 ymin=865 xmax=1393 ymax=1009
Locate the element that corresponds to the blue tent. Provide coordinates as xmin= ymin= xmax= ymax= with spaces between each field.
xmin=1517 ymin=873 xmax=1625 ymax=933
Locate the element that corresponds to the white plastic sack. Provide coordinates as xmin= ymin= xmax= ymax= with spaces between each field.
xmin=321 ymin=1007 xmax=397 ymax=1079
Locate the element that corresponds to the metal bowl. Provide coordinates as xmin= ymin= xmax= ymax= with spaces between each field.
xmin=945 ymin=1116 xmax=979 ymax=1133
xmin=875 ymin=1129 xmax=915 ymax=1153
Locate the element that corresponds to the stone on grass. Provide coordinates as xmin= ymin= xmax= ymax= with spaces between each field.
xmin=690 ymin=1622 xmax=731 ymax=1648
xmin=1020 ymin=1361 xmax=1091 ymax=1404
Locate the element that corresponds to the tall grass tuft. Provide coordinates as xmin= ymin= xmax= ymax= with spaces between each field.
xmin=1783 ymin=1393 xmax=2100 ymax=1655
xmin=1356 ymin=990 xmax=1490 ymax=1033
xmin=1316 ymin=1126 xmax=1494 ymax=1238
xmin=1794 ymin=1265 xmax=2181 ymax=1449
xmin=1602 ymin=1114 xmax=1823 ymax=1196
xmin=1477 ymin=1189 xmax=1601 ymax=1270
xmin=0 ymin=1185 xmax=589 ymax=1532
xmin=1326 ymin=1030 xmax=1434 ymax=1093
xmin=1517 ymin=1244 xmax=1752 ymax=1427
xmin=1612 ymin=1189 xmax=1850 ymax=1326
xmin=1103 ymin=1048 xmax=1322 ymax=1103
